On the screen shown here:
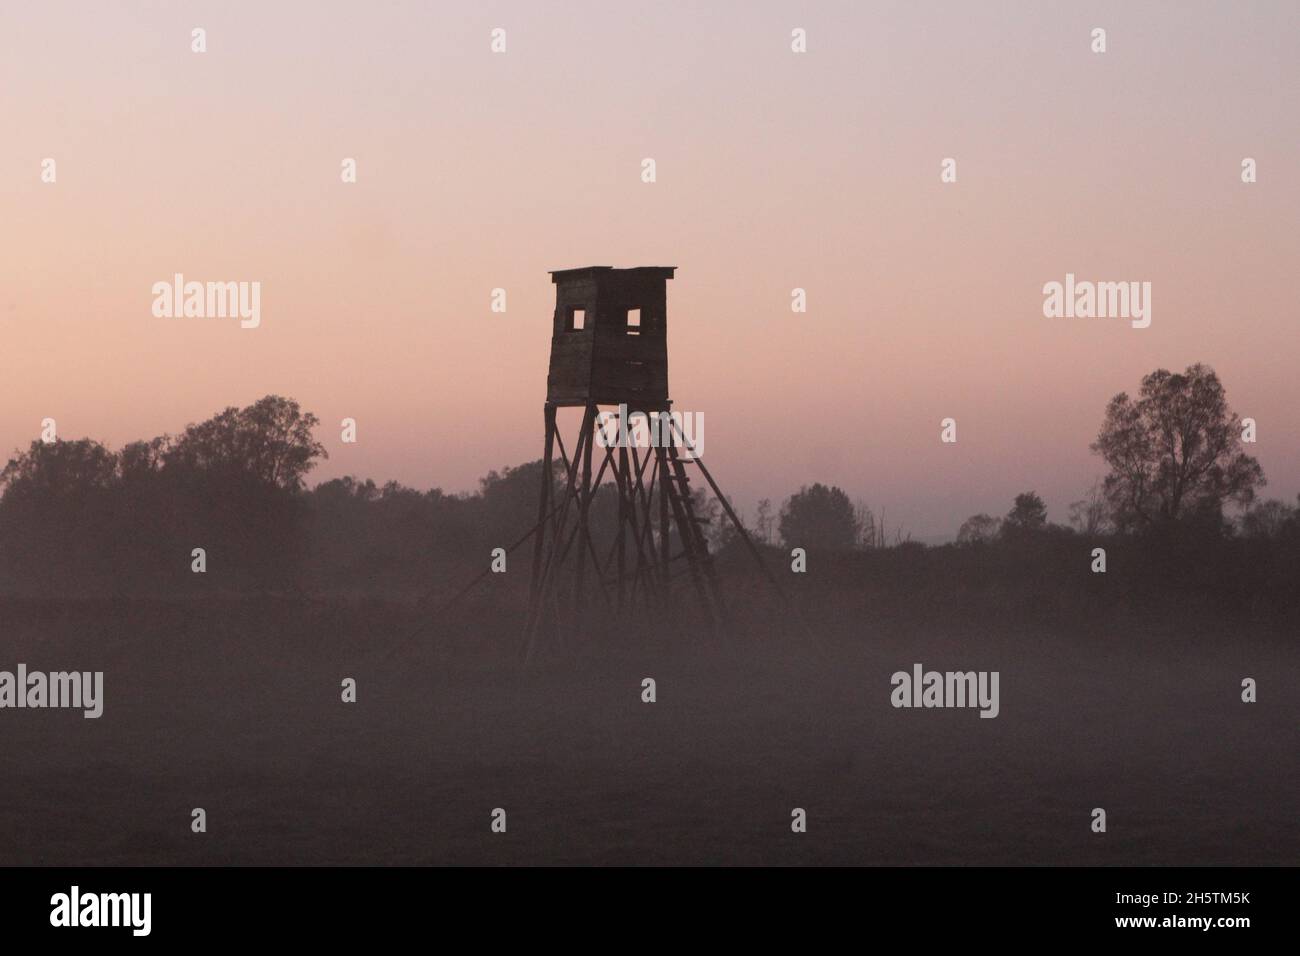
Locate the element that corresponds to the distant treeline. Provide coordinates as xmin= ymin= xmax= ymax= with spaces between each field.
xmin=0 ymin=397 xmax=538 ymax=598
xmin=2 ymin=371 xmax=1297 ymax=613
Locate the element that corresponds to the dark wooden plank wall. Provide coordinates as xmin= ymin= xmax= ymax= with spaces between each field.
xmin=547 ymin=269 xmax=672 ymax=407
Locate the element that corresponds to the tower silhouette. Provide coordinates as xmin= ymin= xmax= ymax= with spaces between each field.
xmin=524 ymin=266 xmax=775 ymax=660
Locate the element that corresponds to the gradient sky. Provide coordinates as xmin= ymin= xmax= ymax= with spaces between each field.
xmin=3 ymin=1 xmax=1297 ymax=539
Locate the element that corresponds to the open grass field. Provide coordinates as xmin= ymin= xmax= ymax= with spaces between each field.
xmin=4 ymin=584 xmax=1294 ymax=866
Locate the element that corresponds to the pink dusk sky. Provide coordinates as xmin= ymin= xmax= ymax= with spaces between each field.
xmin=2 ymin=1 xmax=1297 ymax=539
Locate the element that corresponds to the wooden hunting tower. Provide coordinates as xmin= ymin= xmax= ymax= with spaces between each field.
xmin=546 ymin=266 xmax=675 ymax=409
xmin=524 ymin=267 xmax=782 ymax=661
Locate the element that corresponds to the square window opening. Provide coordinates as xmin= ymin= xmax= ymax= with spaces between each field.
xmin=567 ymin=307 xmax=586 ymax=332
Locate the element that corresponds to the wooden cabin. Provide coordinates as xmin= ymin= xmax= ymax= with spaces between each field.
xmin=546 ymin=266 xmax=675 ymax=409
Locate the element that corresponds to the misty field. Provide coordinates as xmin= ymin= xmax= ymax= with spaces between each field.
xmin=3 ymin=561 xmax=1296 ymax=866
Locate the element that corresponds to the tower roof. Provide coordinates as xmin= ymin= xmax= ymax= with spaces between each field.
xmin=549 ymin=266 xmax=676 ymax=283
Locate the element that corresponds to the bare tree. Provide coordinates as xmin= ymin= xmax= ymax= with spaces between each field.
xmin=1068 ymin=479 xmax=1113 ymax=535
xmin=754 ymin=497 xmax=774 ymax=545
xmin=854 ymin=499 xmax=877 ymax=549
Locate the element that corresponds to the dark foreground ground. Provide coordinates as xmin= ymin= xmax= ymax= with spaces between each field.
xmin=3 ymin=575 xmax=1296 ymax=866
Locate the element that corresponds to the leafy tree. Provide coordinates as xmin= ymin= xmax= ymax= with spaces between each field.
xmin=1091 ymin=364 xmax=1264 ymax=530
xmin=0 ymin=439 xmax=122 ymax=593
xmin=956 ymin=513 xmax=1001 ymax=546
xmin=778 ymin=483 xmax=859 ymax=551
xmin=1238 ymin=498 xmax=1298 ymax=539
xmin=164 ymin=395 xmax=327 ymax=490
xmin=0 ymin=438 xmax=119 ymax=501
xmin=1004 ymin=491 xmax=1048 ymax=533
xmin=478 ymin=460 xmax=556 ymax=540
xmin=708 ymin=495 xmax=743 ymax=551
xmin=118 ymin=436 xmax=169 ymax=481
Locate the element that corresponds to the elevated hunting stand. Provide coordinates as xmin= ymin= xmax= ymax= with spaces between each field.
xmin=524 ymin=266 xmax=780 ymax=660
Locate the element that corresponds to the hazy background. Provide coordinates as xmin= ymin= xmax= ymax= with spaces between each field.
xmin=3 ymin=0 xmax=1297 ymax=539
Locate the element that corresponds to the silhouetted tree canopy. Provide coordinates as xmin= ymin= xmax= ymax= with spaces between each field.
xmin=0 ymin=438 xmax=118 ymax=502
xmin=3 ymin=386 xmax=1294 ymax=610
xmin=1004 ymin=491 xmax=1048 ymax=534
xmin=778 ymin=483 xmax=859 ymax=551
xmin=0 ymin=396 xmax=328 ymax=594
xmin=1091 ymin=364 xmax=1264 ymax=531
xmin=1238 ymin=498 xmax=1298 ymax=540
xmin=957 ymin=513 xmax=1002 ymax=546
xmin=163 ymin=395 xmax=327 ymax=490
